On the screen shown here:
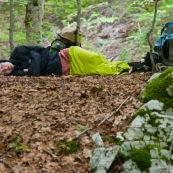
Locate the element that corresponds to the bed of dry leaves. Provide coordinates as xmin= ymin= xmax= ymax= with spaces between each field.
xmin=0 ymin=72 xmax=152 ymax=173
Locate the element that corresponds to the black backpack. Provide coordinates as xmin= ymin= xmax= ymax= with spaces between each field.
xmin=154 ymin=22 xmax=173 ymax=66
xmin=128 ymin=52 xmax=162 ymax=72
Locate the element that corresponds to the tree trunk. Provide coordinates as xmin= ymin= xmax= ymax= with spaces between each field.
xmin=76 ymin=0 xmax=81 ymax=46
xmin=9 ymin=0 xmax=14 ymax=52
xmin=24 ymin=0 xmax=44 ymax=45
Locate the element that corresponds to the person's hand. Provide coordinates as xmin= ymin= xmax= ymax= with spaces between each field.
xmin=0 ymin=62 xmax=14 ymax=75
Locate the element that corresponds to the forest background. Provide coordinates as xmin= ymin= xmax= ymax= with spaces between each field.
xmin=0 ymin=0 xmax=173 ymax=62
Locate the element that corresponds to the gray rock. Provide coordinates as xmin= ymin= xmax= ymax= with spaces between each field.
xmin=92 ymin=132 xmax=104 ymax=147
xmin=141 ymin=100 xmax=164 ymax=111
xmin=89 ymin=146 xmax=120 ymax=173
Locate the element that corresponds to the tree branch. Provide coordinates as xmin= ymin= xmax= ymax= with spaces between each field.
xmin=146 ymin=0 xmax=159 ymax=72
xmin=98 ymin=96 xmax=130 ymax=127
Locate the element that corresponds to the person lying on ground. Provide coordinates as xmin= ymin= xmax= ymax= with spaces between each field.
xmin=0 ymin=45 xmax=130 ymax=76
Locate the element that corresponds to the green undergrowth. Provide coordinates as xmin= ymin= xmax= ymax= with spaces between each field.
xmin=132 ymin=108 xmax=151 ymax=119
xmin=102 ymin=135 xmax=115 ymax=144
xmin=57 ymin=140 xmax=79 ymax=155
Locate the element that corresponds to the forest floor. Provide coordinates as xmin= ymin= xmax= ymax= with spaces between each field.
xmin=0 ymin=72 xmax=152 ymax=173
xmin=0 ymin=1 xmax=154 ymax=172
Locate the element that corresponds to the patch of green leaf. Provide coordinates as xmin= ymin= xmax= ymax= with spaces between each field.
xmin=102 ymin=136 xmax=115 ymax=144
xmin=8 ymin=135 xmax=28 ymax=153
xmin=57 ymin=141 xmax=79 ymax=155
xmin=99 ymin=16 xmax=118 ymax=23
xmin=77 ymin=124 xmax=88 ymax=132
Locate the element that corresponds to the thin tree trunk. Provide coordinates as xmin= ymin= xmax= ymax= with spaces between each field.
xmin=76 ymin=0 xmax=81 ymax=46
xmin=24 ymin=0 xmax=44 ymax=45
xmin=146 ymin=0 xmax=159 ymax=72
xmin=9 ymin=0 xmax=14 ymax=52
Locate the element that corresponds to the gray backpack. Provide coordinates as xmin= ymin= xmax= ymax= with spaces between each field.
xmin=154 ymin=22 xmax=173 ymax=66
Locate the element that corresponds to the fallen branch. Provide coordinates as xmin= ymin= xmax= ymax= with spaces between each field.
xmin=73 ymin=127 xmax=92 ymax=140
xmin=72 ymin=96 xmax=130 ymax=140
xmin=43 ymin=149 xmax=60 ymax=162
xmin=98 ymin=96 xmax=130 ymax=127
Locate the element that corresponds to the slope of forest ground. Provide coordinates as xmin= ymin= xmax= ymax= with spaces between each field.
xmin=0 ymin=72 xmax=152 ymax=173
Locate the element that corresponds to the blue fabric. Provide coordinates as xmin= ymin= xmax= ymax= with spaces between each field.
xmin=154 ymin=22 xmax=173 ymax=53
xmin=161 ymin=22 xmax=173 ymax=34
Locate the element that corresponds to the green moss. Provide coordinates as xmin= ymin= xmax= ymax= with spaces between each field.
xmin=133 ymin=109 xmax=163 ymax=128
xmin=147 ymin=113 xmax=161 ymax=127
xmin=57 ymin=141 xmax=79 ymax=155
xmin=153 ymin=130 xmax=160 ymax=138
xmin=141 ymin=67 xmax=173 ymax=109
xmin=102 ymin=136 xmax=115 ymax=144
xmin=131 ymin=144 xmax=165 ymax=171
xmin=132 ymin=108 xmax=151 ymax=119
xmin=160 ymin=67 xmax=173 ymax=78
xmin=131 ymin=147 xmax=151 ymax=171
xmin=119 ymin=144 xmax=164 ymax=171
xmin=115 ymin=138 xmax=124 ymax=146
xmin=118 ymin=150 xmax=129 ymax=161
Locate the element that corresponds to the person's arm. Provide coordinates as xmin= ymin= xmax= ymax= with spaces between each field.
xmin=10 ymin=51 xmax=41 ymax=76
xmin=27 ymin=51 xmax=41 ymax=76
xmin=25 ymin=45 xmax=50 ymax=71
xmin=10 ymin=69 xmax=29 ymax=76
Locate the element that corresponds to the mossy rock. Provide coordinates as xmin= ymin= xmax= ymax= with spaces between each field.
xmin=139 ymin=67 xmax=173 ymax=109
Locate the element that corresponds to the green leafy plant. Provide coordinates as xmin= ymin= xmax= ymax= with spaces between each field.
xmin=8 ymin=135 xmax=28 ymax=153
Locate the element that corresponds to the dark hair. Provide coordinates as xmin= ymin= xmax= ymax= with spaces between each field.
xmin=0 ymin=60 xmax=10 ymax=63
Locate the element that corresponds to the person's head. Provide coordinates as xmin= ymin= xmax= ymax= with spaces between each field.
xmin=0 ymin=62 xmax=14 ymax=75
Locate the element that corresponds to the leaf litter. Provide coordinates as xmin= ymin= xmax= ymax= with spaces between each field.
xmin=0 ymin=72 xmax=152 ymax=173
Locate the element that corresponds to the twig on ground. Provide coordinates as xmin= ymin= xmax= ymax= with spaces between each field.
xmin=74 ymin=127 xmax=92 ymax=140
xmin=43 ymin=149 xmax=60 ymax=162
xmin=74 ymin=94 xmax=130 ymax=139
xmin=92 ymin=98 xmax=103 ymax=113
xmin=97 ymin=96 xmax=130 ymax=127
